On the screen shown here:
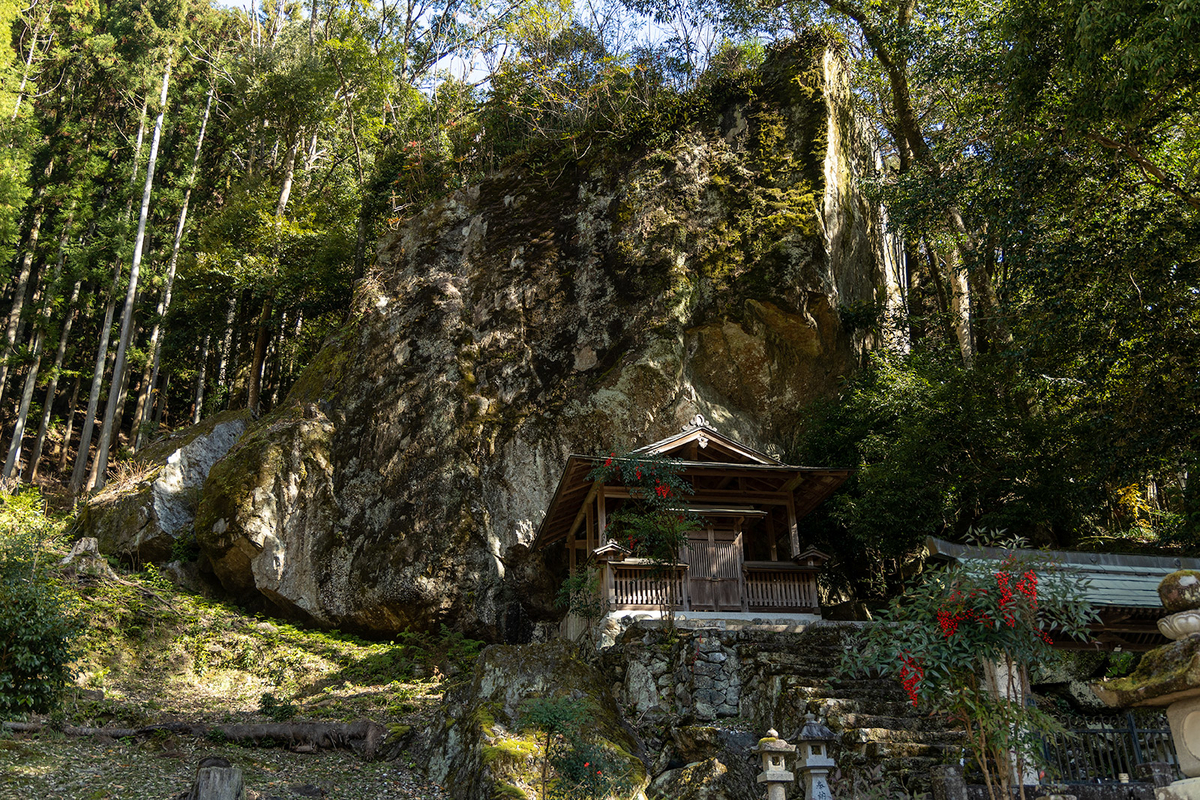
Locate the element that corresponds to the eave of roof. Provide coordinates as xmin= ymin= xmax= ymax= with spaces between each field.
xmin=925 ymin=536 xmax=1200 ymax=610
xmin=531 ymin=454 xmax=849 ymax=549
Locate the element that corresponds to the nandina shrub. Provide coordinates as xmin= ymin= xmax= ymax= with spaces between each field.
xmin=588 ymin=450 xmax=702 ymax=628
xmin=843 ymin=541 xmax=1096 ymax=800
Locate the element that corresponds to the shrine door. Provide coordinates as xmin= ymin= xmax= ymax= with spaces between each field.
xmin=682 ymin=528 xmax=744 ymax=612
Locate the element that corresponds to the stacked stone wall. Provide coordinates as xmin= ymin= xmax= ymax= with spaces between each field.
xmin=605 ymin=621 xmax=964 ymax=790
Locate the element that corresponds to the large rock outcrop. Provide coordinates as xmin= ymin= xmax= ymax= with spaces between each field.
xmin=414 ymin=641 xmax=649 ymax=798
xmin=183 ymin=39 xmax=898 ymax=637
xmin=72 ymin=411 xmax=249 ymax=564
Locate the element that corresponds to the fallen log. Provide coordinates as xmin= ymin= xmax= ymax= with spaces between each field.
xmin=1 ymin=718 xmax=389 ymax=759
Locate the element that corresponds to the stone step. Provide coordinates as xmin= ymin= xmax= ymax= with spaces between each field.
xmin=842 ymin=726 xmax=966 ymax=746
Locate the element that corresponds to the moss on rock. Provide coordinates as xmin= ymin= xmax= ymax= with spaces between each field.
xmin=416 ymin=640 xmax=649 ymax=799
xmin=1092 ymin=634 xmax=1200 ymax=707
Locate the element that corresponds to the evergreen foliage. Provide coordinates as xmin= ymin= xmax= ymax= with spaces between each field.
xmin=0 ymin=489 xmax=81 ymax=714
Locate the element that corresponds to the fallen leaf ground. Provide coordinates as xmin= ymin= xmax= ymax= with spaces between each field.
xmin=0 ymin=504 xmax=473 ymax=800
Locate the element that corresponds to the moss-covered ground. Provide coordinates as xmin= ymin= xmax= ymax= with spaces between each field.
xmin=0 ymin=491 xmax=472 ymax=799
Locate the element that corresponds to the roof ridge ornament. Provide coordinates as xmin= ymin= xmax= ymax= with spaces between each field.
xmin=682 ymin=414 xmax=711 ymax=448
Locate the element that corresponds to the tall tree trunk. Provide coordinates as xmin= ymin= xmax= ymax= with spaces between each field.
xmin=4 ymin=207 xmax=74 ymax=478
xmin=57 ymin=373 xmax=81 ymax=475
xmin=69 ymin=100 xmax=148 ymax=495
xmin=216 ymin=297 xmax=236 ymax=386
xmin=4 ymin=321 xmax=44 ymax=477
xmin=0 ymin=164 xmax=52 ymax=409
xmin=246 ymin=295 xmax=273 ymax=413
xmin=69 ymin=272 xmax=118 ymax=495
xmin=134 ymin=86 xmax=213 ymax=450
xmin=192 ymin=334 xmax=210 ymax=424
xmin=246 ymin=135 xmax=299 ymax=413
xmin=275 ymin=135 xmax=300 ymax=218
xmin=10 ymin=8 xmax=52 ymax=122
xmin=27 ymin=278 xmax=82 ymax=481
xmin=153 ymin=373 xmax=169 ymax=428
xmin=104 ymin=319 xmax=138 ymax=459
xmin=92 ymin=58 xmax=171 ymax=491
xmin=943 ymin=246 xmax=974 ymax=366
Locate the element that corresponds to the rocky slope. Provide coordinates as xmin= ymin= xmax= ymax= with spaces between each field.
xmin=86 ymin=38 xmax=899 ymax=639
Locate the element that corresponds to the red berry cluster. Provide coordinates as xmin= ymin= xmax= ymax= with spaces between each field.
xmin=898 ymin=654 xmax=923 ymax=706
xmin=1015 ymin=570 xmax=1038 ymax=610
xmin=996 ymin=572 xmax=1015 ymax=626
xmin=996 ymin=569 xmax=1039 ymax=627
xmin=654 ymin=481 xmax=671 ymax=498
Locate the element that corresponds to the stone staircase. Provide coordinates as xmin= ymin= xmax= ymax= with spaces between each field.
xmin=736 ymin=622 xmax=965 ymax=789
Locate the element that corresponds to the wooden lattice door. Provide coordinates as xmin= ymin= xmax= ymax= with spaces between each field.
xmin=683 ymin=529 xmax=744 ymax=612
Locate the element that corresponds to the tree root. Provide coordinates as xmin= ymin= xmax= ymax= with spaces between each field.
xmin=1 ymin=718 xmax=390 ymax=759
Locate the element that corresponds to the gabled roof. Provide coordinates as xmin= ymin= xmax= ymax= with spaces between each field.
xmin=633 ymin=414 xmax=783 ymax=465
xmin=531 ymin=416 xmax=850 ymax=549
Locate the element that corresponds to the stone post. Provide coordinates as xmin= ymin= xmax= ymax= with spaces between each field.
xmin=753 ymin=728 xmax=796 ymax=800
xmin=1136 ymin=763 xmax=1176 ymax=789
xmin=796 ymin=713 xmax=837 ymax=800
xmin=931 ymin=765 xmax=969 ymax=800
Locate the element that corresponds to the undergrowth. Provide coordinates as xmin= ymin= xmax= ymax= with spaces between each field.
xmin=1 ymin=487 xmax=481 ymax=729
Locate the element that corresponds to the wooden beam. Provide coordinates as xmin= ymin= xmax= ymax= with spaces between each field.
xmin=564 ymin=481 xmax=600 ymax=545
xmin=766 ymin=513 xmax=777 ymax=561
xmin=602 ymin=487 xmax=792 ymax=504
xmin=735 ymin=523 xmax=748 ymax=612
xmin=585 ymin=499 xmax=594 ymax=555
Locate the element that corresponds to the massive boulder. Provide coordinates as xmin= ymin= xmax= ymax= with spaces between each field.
xmin=72 ymin=410 xmax=249 ymax=564
xmin=186 ymin=39 xmax=897 ymax=638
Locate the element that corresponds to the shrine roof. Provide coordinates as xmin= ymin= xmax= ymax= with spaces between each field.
xmin=532 ymin=416 xmax=850 ymax=549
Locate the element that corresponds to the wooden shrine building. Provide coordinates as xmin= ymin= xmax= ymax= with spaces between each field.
xmin=532 ymin=415 xmax=850 ymax=619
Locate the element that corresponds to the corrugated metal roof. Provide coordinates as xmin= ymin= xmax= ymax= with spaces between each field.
xmin=926 ymin=537 xmax=1200 ymax=609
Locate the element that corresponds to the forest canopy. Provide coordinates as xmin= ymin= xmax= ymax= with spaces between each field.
xmin=0 ymin=0 xmax=1195 ymax=588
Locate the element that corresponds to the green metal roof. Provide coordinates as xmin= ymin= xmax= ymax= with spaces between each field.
xmin=925 ymin=537 xmax=1200 ymax=610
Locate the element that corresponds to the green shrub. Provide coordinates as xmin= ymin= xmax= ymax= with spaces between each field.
xmin=257 ymin=691 xmax=299 ymax=721
xmin=0 ymin=490 xmax=82 ymax=716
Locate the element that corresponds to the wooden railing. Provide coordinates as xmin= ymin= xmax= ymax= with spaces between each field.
xmin=743 ymin=563 xmax=818 ymax=611
xmin=608 ymin=562 xmax=688 ymax=610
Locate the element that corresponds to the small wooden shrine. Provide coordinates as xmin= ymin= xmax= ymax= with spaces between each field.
xmin=532 ymin=415 xmax=850 ymax=616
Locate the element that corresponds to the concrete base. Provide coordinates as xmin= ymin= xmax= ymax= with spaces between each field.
xmin=603 ymin=609 xmax=823 ymax=632
xmin=1156 ymin=778 xmax=1200 ymax=800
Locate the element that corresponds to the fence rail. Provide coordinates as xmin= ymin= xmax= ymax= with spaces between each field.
xmin=610 ymin=563 xmax=687 ymax=609
xmin=1040 ymin=711 xmax=1179 ymax=783
xmin=743 ymin=567 xmax=818 ymax=611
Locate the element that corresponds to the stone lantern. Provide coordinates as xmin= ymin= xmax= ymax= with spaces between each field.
xmin=1092 ymin=570 xmax=1200 ymax=800
xmin=797 ymin=713 xmax=837 ymax=800
xmin=753 ymin=729 xmax=796 ymax=800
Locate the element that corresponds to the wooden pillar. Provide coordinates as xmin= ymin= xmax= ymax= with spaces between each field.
xmin=707 ymin=523 xmax=716 ymax=611
xmin=597 ymin=485 xmax=607 ymax=545
xmin=736 ymin=517 xmax=748 ymax=612
xmin=785 ymin=495 xmax=800 ymax=560
xmin=585 ymin=501 xmax=594 ymax=557
xmin=568 ymin=530 xmax=576 ymax=571
xmin=766 ymin=513 xmax=778 ymax=561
